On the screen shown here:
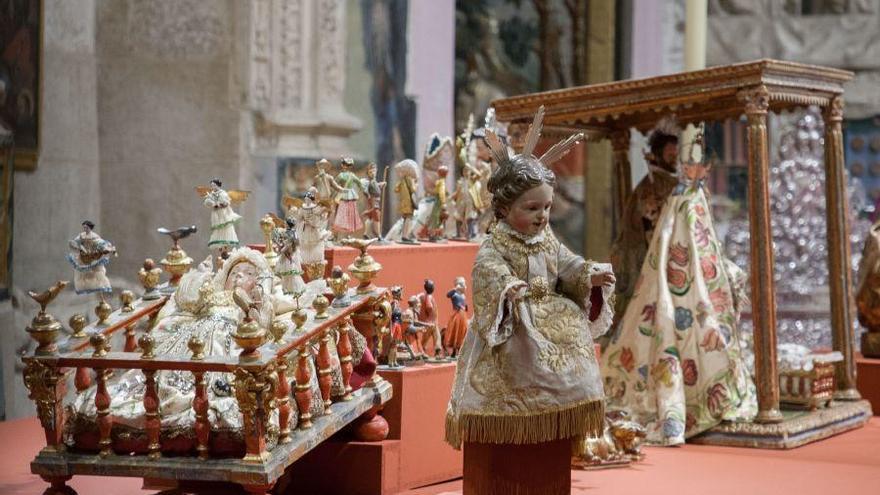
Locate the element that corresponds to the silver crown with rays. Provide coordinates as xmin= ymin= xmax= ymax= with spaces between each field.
xmin=482 ymin=105 xmax=585 ymax=170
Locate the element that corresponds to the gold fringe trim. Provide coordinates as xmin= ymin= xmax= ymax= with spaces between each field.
xmin=445 ymin=399 xmax=604 ymax=449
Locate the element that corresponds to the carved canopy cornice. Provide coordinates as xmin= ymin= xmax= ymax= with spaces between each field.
xmin=492 ymin=59 xmax=853 ymax=135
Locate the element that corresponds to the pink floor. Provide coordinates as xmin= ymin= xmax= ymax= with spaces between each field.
xmin=3 ymin=417 xmax=879 ymax=494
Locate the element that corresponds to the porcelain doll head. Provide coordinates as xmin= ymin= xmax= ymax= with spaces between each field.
xmin=438 ymin=166 xmax=449 ymax=179
xmin=304 ymin=187 xmax=317 ymax=204
xmin=81 ymin=220 xmax=95 ymax=233
xmin=391 ymin=285 xmax=403 ymax=302
xmin=408 ymin=295 xmax=419 ymax=309
xmin=341 ymin=157 xmax=355 ymax=169
xmin=367 ymin=163 xmax=377 ymax=179
xmin=483 ymin=105 xmax=583 ymax=237
xmin=316 ymin=159 xmax=331 ymax=172
xmin=210 ymin=178 xmax=222 ymax=190
xmin=454 ymin=276 xmax=467 ymax=292
xmin=424 ymin=279 xmax=434 ymax=294
xmin=215 ymin=248 xmax=272 ymax=301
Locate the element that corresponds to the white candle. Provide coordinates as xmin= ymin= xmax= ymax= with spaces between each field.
xmin=683 ymin=0 xmax=707 ymax=163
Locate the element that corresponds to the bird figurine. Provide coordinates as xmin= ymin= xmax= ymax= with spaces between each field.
xmin=157 ymin=225 xmax=198 ymax=248
xmin=28 ymin=280 xmax=69 ymax=314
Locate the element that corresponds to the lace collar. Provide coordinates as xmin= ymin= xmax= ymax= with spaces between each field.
xmin=491 ymin=221 xmax=557 ymax=255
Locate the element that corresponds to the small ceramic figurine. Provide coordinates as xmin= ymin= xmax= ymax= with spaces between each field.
xmin=313 ymin=158 xmax=341 ymax=223
xmin=427 ymin=166 xmax=450 ymax=242
xmin=385 ymin=286 xmax=405 ymax=368
xmin=67 ymin=220 xmax=117 ymax=301
xmin=196 ymin=178 xmax=249 ymax=252
xmin=287 ymin=187 xmax=331 ymax=280
xmin=445 ymin=106 xmax=617 ymax=454
xmin=443 ymin=277 xmax=469 ymax=358
xmin=404 ymin=296 xmax=428 ymax=360
xmin=332 ymin=157 xmax=367 ymax=240
xmin=452 ymin=165 xmax=485 ymax=241
xmin=470 ymin=108 xmax=507 ymax=236
xmin=361 ymin=163 xmax=386 ymax=241
xmin=393 ymin=159 xmax=420 ymax=244
xmin=417 ymin=279 xmax=444 ymax=359
xmin=274 ymin=218 xmax=305 ymax=296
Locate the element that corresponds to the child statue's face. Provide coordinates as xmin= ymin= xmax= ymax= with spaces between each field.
xmin=225 ymin=261 xmax=259 ymax=295
xmin=504 ymin=183 xmax=553 ymax=237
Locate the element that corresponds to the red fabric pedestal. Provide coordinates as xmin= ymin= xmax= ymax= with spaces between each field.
xmin=463 ymin=439 xmax=571 ymax=495
xmin=856 ymin=352 xmax=880 ymax=414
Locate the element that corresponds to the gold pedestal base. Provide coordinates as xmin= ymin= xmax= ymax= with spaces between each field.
xmin=690 ymin=400 xmax=873 ymax=449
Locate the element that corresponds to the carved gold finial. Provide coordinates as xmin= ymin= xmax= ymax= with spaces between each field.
xmin=341 ymin=238 xmax=382 ymax=294
xmin=312 ymin=294 xmax=330 ymax=320
xmin=291 ymin=307 xmax=308 ymax=331
xmin=120 ymin=290 xmax=135 ymax=313
xmin=260 ymin=214 xmax=280 ymax=269
xmin=90 ymin=333 xmax=109 ymax=358
xmin=25 ymin=281 xmax=68 ymax=355
xmin=328 ymin=265 xmax=351 ymax=308
xmin=270 ymin=319 xmax=287 ymax=344
xmin=139 ymin=333 xmax=155 ymax=359
xmin=158 ymin=227 xmax=196 ymax=292
xmin=69 ymin=313 xmax=88 ymax=339
xmin=95 ymin=300 xmax=112 ymax=325
xmin=188 ymin=335 xmax=206 ymax=360
xmin=138 ymin=258 xmax=163 ymax=300
xmin=232 ymin=287 xmax=266 ymax=361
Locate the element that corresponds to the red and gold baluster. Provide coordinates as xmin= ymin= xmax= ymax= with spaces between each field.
xmin=193 ymin=371 xmax=210 ymax=459
xmin=316 ymin=332 xmax=333 ymax=414
xmin=294 ymin=346 xmax=313 ymax=429
xmin=143 ymin=369 xmax=161 ymax=459
xmin=276 ymin=358 xmax=292 ymax=443
xmin=336 ymin=319 xmax=354 ymax=401
xmin=94 ymin=368 xmax=112 ymax=457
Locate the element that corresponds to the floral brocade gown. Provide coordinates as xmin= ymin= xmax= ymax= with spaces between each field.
xmin=600 ymin=184 xmax=757 ymax=445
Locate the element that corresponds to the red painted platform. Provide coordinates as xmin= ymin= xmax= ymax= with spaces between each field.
xmin=3 ymin=417 xmax=878 ymax=494
xmin=856 ymin=352 xmax=880 ymax=414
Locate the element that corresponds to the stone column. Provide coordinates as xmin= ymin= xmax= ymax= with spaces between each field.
xmin=823 ymin=96 xmax=861 ymax=401
xmin=739 ymin=85 xmax=783 ymax=424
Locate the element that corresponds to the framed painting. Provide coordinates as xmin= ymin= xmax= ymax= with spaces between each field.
xmin=0 ymin=0 xmax=41 ymax=170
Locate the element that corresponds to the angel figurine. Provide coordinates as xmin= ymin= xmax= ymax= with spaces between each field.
xmin=67 ymin=220 xmax=117 ymax=300
xmin=285 ymin=187 xmax=331 ymax=279
xmin=361 ymin=163 xmax=387 ymax=241
xmin=274 ymin=218 xmax=305 ymax=296
xmin=445 ymin=106 xmax=617 ymax=455
xmin=332 ymin=157 xmax=367 ymax=240
xmin=197 ymin=178 xmax=249 ymax=252
xmin=392 ymin=159 xmax=420 ymax=244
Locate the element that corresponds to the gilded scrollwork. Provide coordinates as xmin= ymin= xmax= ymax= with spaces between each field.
xmin=739 ymin=85 xmax=770 ymax=116
xmin=23 ymin=360 xmax=62 ymax=432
